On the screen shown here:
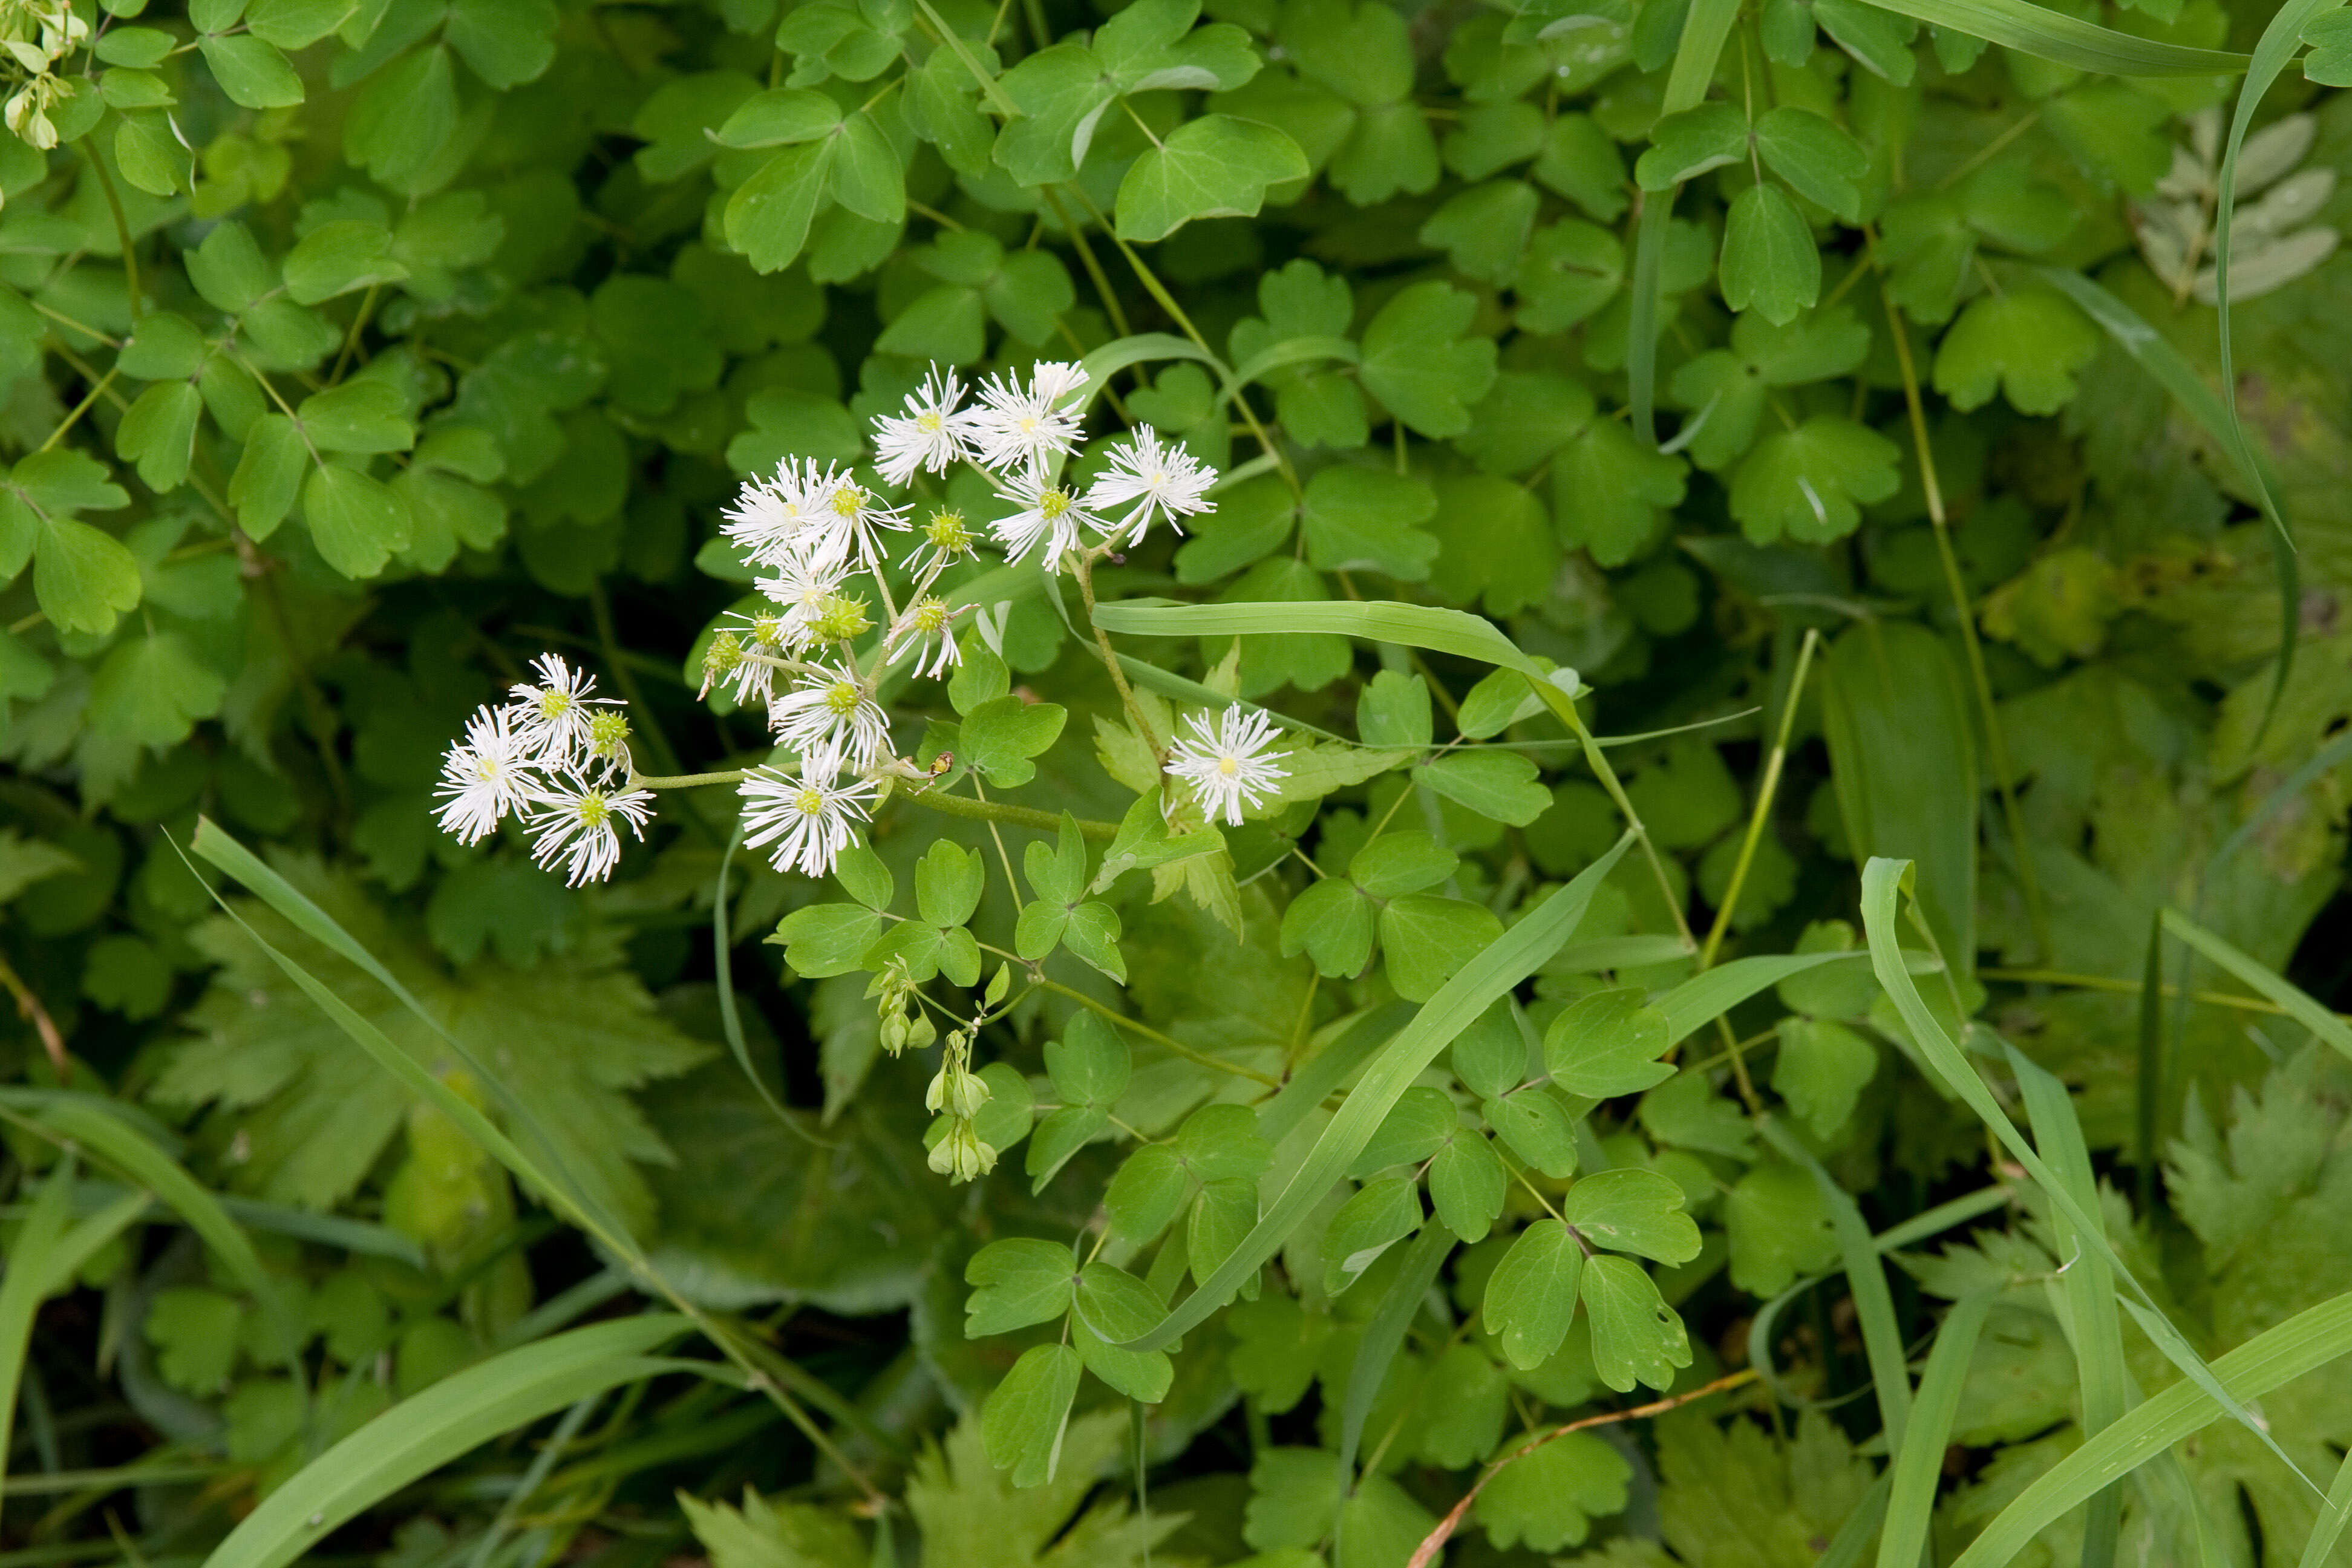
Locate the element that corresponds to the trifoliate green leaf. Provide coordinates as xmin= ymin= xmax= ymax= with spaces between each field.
xmin=1514 ymin=218 xmax=1625 ymax=332
xmin=1579 ymin=1253 xmax=1691 ymax=1391
xmin=1772 ymin=1016 xmax=1878 ymax=1138
xmin=1350 ymin=1085 xmax=1459 ymax=1176
xmin=1347 ymin=829 xmax=1456 ymax=897
xmin=1443 ymin=99 xmax=1544 ymax=179
xmin=1483 ymin=1218 xmax=1583 ymax=1368
xmin=87 ymin=629 xmax=226 ymax=748
xmin=1483 ymin=1086 xmax=1579 ymax=1178
xmin=1475 ymin=1429 xmax=1632 ymax=1551
xmin=1720 ymin=181 xmax=1820 ymax=325
xmin=1546 ymin=987 xmax=1674 ymax=1096
xmin=1753 ymin=106 xmax=1866 ymax=220
xmin=1356 ymin=668 xmax=1434 ymax=749
xmin=1931 ymin=286 xmax=2102 ymax=416
xmin=1728 ymin=414 xmax=1900 ymax=544
xmin=1380 ymin=893 xmax=1502 ymax=1002
xmin=1635 ymin=103 xmax=1747 ymax=189
xmin=1428 ymin=1129 xmax=1509 ymax=1241
xmin=1116 ymin=114 xmax=1309 ymax=241
xmin=981 ymin=1344 xmax=1082 ymax=1488
xmin=1667 ymin=304 xmax=1871 ymax=471
xmin=1551 ymin=416 xmax=1686 ymax=565
xmin=1725 ymin=1160 xmax=1839 ymax=1295
xmin=1359 ymin=279 xmax=1498 ymax=438
xmin=1419 ymin=178 xmax=1539 ymax=284
xmin=965 ymin=1236 xmax=1079 ymax=1336
xmin=1533 ymin=111 xmax=1629 ymax=220
xmin=1415 ymin=751 xmax=1551 ymax=825
xmin=1639 ymin=1072 xmax=1757 ymax=1160
xmin=1563 ymin=1169 xmax=1702 ymax=1263
xmin=1301 ymin=464 xmax=1437 ymax=579
xmin=1321 ymin=1176 xmax=1423 ymax=1292
xmin=1279 ymin=875 xmax=1377 ymax=977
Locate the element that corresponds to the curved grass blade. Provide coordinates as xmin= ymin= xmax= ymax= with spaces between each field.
xmin=1080 ymin=332 xmax=1217 ymax=414
xmin=201 ymin=1316 xmax=691 ymax=1568
xmin=0 ymin=1155 xmax=77 ymax=1503
xmin=2205 ymin=730 xmax=2352 ymax=889
xmin=713 ymin=820 xmax=831 ymax=1148
xmin=1255 ymin=1001 xmax=1418 ymax=1146
xmin=1227 ymin=335 xmax=1357 ymax=394
xmin=1657 ymin=952 xmax=1869 ymax=1044
xmin=1949 ymin=1288 xmax=2352 ymax=1568
xmin=1116 ymin=655 xmax=1349 ymax=742
xmin=2008 ymin=1046 xmax=2126 ymax=1568
xmin=187 ymin=820 xmax=635 ymax=1249
xmin=2159 ymin=907 xmax=2352 ymax=1060
xmin=20 ymin=1100 xmax=303 ymax=1372
xmin=1862 ymin=858 xmax=2318 ymax=1495
xmin=1854 ymin=0 xmax=2245 ymax=71
xmin=1339 ymin=1224 xmax=1453 ymax=1495
xmin=2298 ymin=1448 xmax=2352 ymax=1568
xmin=2033 ymin=266 xmax=2297 ymax=730
xmin=1115 ymin=831 xmax=1635 ymax=1354
xmin=1875 ymin=1292 xmax=1995 ymax=1568
xmin=1759 ymin=1119 xmax=1913 ymax=1454
xmin=1823 ymin=1474 xmax=1893 ymax=1568
xmin=1631 ymin=0 xmax=1743 ymax=443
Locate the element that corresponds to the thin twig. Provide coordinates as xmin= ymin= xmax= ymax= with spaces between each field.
xmin=0 ymin=952 xmax=67 ymax=1076
xmin=1407 ymin=1370 xmax=1761 ymax=1568
xmin=1037 ymin=978 xmax=1281 ymax=1088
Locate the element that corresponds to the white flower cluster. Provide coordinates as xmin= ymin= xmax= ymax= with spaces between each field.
xmin=431 ymin=361 xmax=1227 ymax=887
xmin=432 ymin=654 xmax=654 ymax=887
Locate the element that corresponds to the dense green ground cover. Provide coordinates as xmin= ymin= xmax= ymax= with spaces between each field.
xmin=4 ymin=1 xmax=2352 ymax=1567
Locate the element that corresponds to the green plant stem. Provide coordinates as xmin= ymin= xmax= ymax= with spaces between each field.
xmin=1699 ymin=627 xmax=1820 ymax=970
xmin=330 ymin=283 xmax=380 ymax=383
xmin=1983 ymin=965 xmax=2335 ymax=1020
xmin=39 ymin=365 xmax=119 ymax=452
xmin=632 ymin=769 xmax=751 ymax=789
xmin=1036 ymin=978 xmax=1281 ymax=1088
xmin=80 ymin=148 xmax=140 ymax=321
xmin=1879 ymin=279 xmax=2052 ymax=964
xmin=901 ymin=786 xmax=1118 ymax=841
xmin=1039 ymin=186 xmax=1133 ymax=338
xmin=1062 ymin=183 xmax=1299 ymax=494
xmin=1073 ymin=552 xmax=1156 ymax=745
xmin=0 ymin=951 xmax=66 ymax=1077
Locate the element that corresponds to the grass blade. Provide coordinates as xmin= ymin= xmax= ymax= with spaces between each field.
xmin=200 ymin=1317 xmax=691 ymax=1568
xmin=2298 ymin=1448 xmax=2352 ymax=1568
xmin=2137 ymin=911 xmax=2165 ymax=1215
xmin=1949 ymin=1289 xmax=2352 ymax=1568
xmin=1875 ymin=1292 xmax=1995 ymax=1568
xmin=713 ymin=821 xmax=829 ymax=1147
xmin=1339 ymin=1224 xmax=1453 ymax=1494
xmin=16 ymin=1101 xmax=303 ymax=1373
xmin=1115 ymin=655 xmax=1348 ymax=741
xmin=1631 ymin=0 xmax=1742 ymax=442
xmin=0 ymin=1155 xmax=77 ymax=1504
xmin=1861 ymin=858 xmax=2318 ymax=1495
xmin=1852 ymin=0 xmax=2245 ymax=71
xmin=2159 ymin=907 xmax=2352 ymax=1061
xmin=2008 ymin=1047 xmax=2127 ymax=1568
xmin=1823 ymin=1474 xmax=1893 ymax=1568
xmin=1759 ymin=1119 xmax=1914 ymax=1454
xmin=1113 ymin=831 xmax=1635 ymax=1354
xmin=2033 ymin=266 xmax=2297 ymax=730
xmin=1658 ymin=953 xmax=1870 ymax=1045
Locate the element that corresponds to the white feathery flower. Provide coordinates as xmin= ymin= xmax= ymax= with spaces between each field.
xmin=711 ymin=608 xmax=795 ymax=707
xmin=888 ymin=595 xmax=964 ymax=680
xmin=504 ymin=653 xmax=619 ymax=765
xmin=433 ymin=706 xmax=540 ymax=845
xmin=991 ymin=465 xmax=1099 ymax=569
xmin=526 ymin=774 xmax=655 ymax=887
xmin=720 ymin=459 xmax=823 ymax=569
xmin=969 ymin=362 xmax=1088 ymax=473
xmin=756 ymin=549 xmax=850 ymax=652
xmin=1165 ymin=704 xmax=1287 ymax=826
xmin=872 ymin=367 xmax=977 ymax=487
xmin=1085 ymin=425 xmax=1217 ymax=543
xmin=800 ymin=464 xmax=910 ymax=568
xmin=739 ymin=743 xmax=878 ymax=877
xmin=771 ymin=664 xmax=892 ymax=764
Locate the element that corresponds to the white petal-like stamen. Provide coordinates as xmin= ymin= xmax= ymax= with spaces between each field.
xmin=433 ymin=706 xmax=539 ymax=845
xmin=872 ymin=367 xmax=977 ymax=486
xmin=1085 ymin=424 xmax=1217 ymax=544
xmin=968 ymin=361 xmax=1088 ymax=473
xmin=799 ymin=463 xmax=910 ymax=568
xmin=991 ymin=465 xmax=1099 ymax=569
xmin=721 ymin=459 xmax=823 ymax=569
xmin=1164 ymin=704 xmax=1287 ymax=826
xmin=739 ymin=743 xmax=878 ymax=877
xmin=525 ymin=773 xmax=655 ymax=886
xmin=503 ymin=653 xmax=619 ymax=765
xmin=770 ymin=664 xmax=892 ymax=765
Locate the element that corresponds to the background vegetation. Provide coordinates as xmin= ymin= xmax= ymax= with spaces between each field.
xmin=3 ymin=0 xmax=2352 ymax=1567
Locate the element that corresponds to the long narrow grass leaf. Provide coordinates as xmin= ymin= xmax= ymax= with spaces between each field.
xmin=1949 ymin=1289 xmax=2352 ymax=1568
xmin=2137 ymin=911 xmax=2165 ymax=1215
xmin=1116 ymin=655 xmax=1348 ymax=741
xmin=1759 ymin=1119 xmax=1913 ymax=1453
xmin=2298 ymin=1448 xmax=2352 ymax=1568
xmin=1876 ymin=1293 xmax=1995 ymax=1568
xmin=1658 ymin=953 xmax=1868 ymax=1044
xmin=1861 ymin=858 xmax=2316 ymax=1493
xmin=2008 ymin=1047 xmax=2127 ymax=1568
xmin=1340 ymin=1225 xmax=1453 ymax=1491
xmin=2159 ymin=907 xmax=2352 ymax=1060
xmin=1821 ymin=1474 xmax=1893 ymax=1568
xmin=2033 ymin=266 xmax=2297 ymax=725
xmin=1853 ymin=0 xmax=2244 ymax=70
xmin=0 ymin=1156 xmax=77 ymax=1504
xmin=201 ymin=1317 xmax=690 ymax=1568
xmin=1114 ymin=832 xmax=1635 ymax=1354
xmin=24 ymin=1102 xmax=302 ymax=1371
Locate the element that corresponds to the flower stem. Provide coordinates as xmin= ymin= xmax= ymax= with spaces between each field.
xmin=633 ymin=769 xmax=751 ymax=789
xmin=902 ymin=785 xmax=1117 ymax=841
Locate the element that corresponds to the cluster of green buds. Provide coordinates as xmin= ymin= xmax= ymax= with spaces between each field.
xmin=870 ymin=958 xmax=937 ymax=1056
xmin=924 ymin=1026 xmax=997 ymax=1183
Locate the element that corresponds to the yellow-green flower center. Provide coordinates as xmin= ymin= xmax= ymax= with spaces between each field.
xmin=1039 ymin=488 xmax=1071 ymax=520
xmin=926 ymin=511 xmax=972 ymax=552
xmin=795 ymin=788 xmax=825 ymax=815
xmin=911 ymin=597 xmax=948 ymax=632
xmin=538 ymin=689 xmax=572 ymax=719
xmin=830 ymin=486 xmax=863 ymax=519
xmin=1218 ymin=756 xmax=1238 ymax=777
xmin=587 ymin=711 xmax=631 ymax=755
xmin=916 ymin=410 xmax=944 ymax=433
xmin=823 ymin=681 xmax=860 ymax=716
xmin=577 ymin=792 xmax=610 ymax=830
